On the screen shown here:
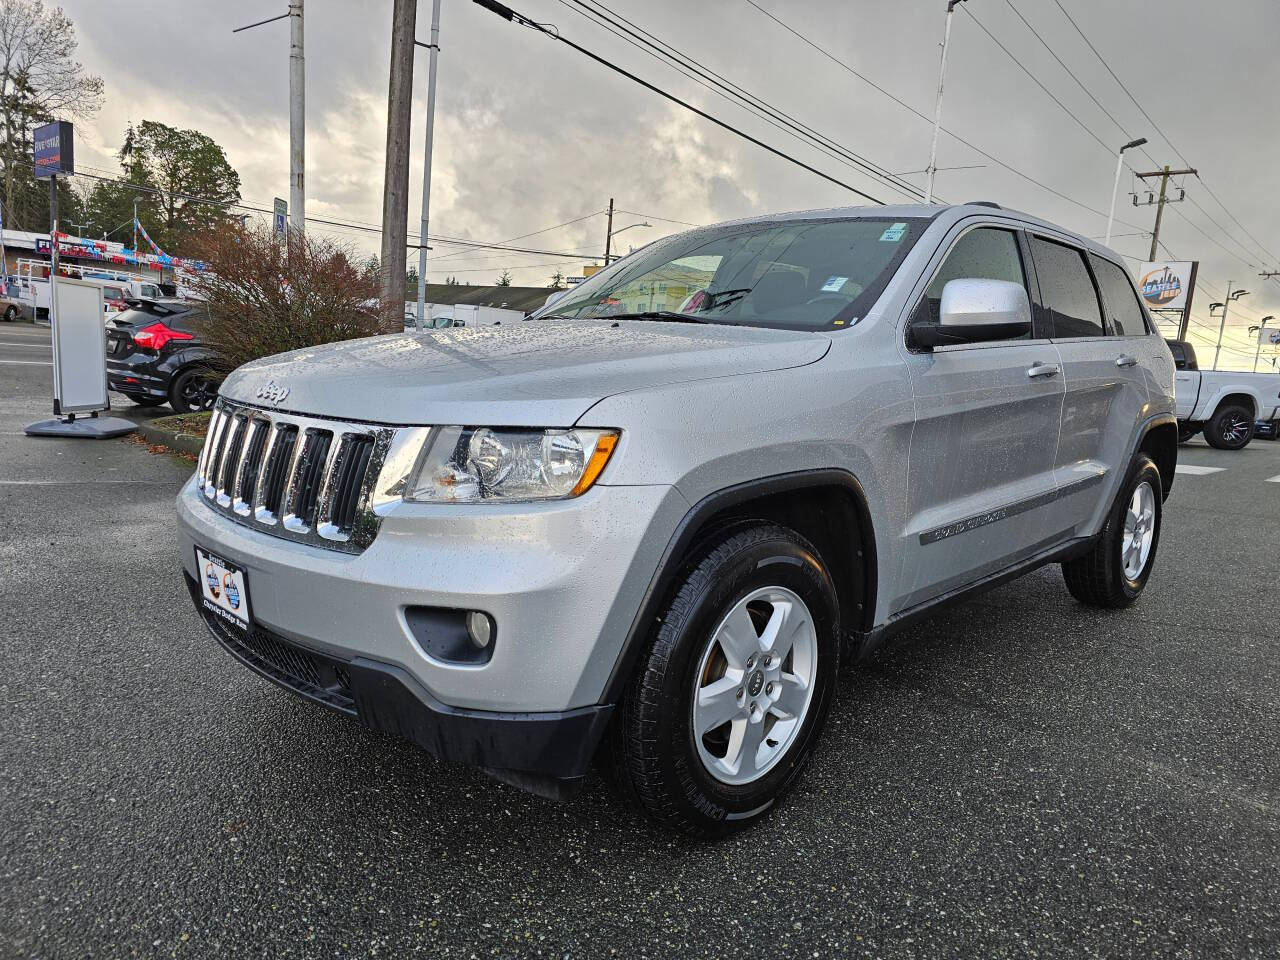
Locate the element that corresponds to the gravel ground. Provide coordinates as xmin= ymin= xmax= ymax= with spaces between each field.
xmin=2 ymin=326 xmax=1278 ymax=958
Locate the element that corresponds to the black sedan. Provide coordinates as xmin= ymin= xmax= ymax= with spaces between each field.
xmin=106 ymin=299 xmax=220 ymax=413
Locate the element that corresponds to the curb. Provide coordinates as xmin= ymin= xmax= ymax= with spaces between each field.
xmin=135 ymin=420 xmax=205 ymax=457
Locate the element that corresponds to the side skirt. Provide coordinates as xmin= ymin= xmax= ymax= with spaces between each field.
xmin=850 ymin=535 xmax=1095 ymax=660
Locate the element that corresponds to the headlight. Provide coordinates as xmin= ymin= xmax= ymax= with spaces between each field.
xmin=405 ymin=427 xmax=619 ymax=503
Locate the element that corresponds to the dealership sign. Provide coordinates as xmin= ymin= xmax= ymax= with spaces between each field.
xmin=33 ymin=121 xmax=74 ymax=178
xmin=1137 ymin=261 xmax=1196 ymax=311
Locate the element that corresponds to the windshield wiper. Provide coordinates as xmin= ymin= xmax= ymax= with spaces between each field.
xmin=608 ymin=311 xmax=711 ymax=324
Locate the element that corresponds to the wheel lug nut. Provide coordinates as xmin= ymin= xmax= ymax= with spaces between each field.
xmin=766 ymin=682 xmax=775 ymax=696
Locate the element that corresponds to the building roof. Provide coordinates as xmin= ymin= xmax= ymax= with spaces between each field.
xmin=421 ymin=283 xmax=553 ymax=313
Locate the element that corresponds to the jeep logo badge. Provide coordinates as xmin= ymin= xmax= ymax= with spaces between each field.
xmin=256 ymin=380 xmax=290 ymax=406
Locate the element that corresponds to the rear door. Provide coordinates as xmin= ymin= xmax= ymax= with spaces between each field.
xmin=1029 ymin=236 xmax=1147 ymax=538
xmin=896 ymin=222 xmax=1066 ymax=612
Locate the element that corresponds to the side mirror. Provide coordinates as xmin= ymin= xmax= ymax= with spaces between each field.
xmin=913 ymin=278 xmax=1032 ymax=348
xmin=544 ymin=288 xmax=570 ymax=307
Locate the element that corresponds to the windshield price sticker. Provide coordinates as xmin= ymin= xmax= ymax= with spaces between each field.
xmin=821 ymin=276 xmax=849 ymax=292
xmin=879 ymin=222 xmax=908 ymax=242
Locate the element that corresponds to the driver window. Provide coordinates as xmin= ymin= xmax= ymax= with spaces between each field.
xmin=913 ymin=227 xmax=1027 ymax=337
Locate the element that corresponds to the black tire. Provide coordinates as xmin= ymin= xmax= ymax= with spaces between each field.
xmin=609 ymin=524 xmax=842 ymax=838
xmin=122 ymin=393 xmax=166 ymax=408
xmin=1204 ymin=404 xmax=1254 ymax=450
xmin=1177 ymin=425 xmax=1198 ymax=444
xmin=1062 ymin=455 xmax=1162 ymax=609
xmin=168 ymin=367 xmax=217 ymax=414
xmin=3 ymin=305 xmax=15 ymax=321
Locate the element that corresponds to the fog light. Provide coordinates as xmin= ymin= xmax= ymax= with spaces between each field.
xmin=466 ymin=611 xmax=493 ymax=649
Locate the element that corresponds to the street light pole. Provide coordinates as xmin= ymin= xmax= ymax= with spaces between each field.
xmin=1253 ymin=316 xmax=1275 ymax=373
xmin=1211 ymin=283 xmax=1250 ymax=371
xmin=604 ymin=220 xmax=651 ymax=264
xmin=1105 ymin=137 xmax=1147 ymax=247
xmin=925 ymin=0 xmax=966 ymax=205
xmin=414 ymin=0 xmax=443 ymax=331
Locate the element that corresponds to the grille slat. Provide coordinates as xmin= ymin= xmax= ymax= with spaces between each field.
xmin=195 ymin=399 xmax=399 ymax=554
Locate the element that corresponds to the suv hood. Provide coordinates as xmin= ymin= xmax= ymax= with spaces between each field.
xmin=219 ymin=318 xmax=830 ymax=426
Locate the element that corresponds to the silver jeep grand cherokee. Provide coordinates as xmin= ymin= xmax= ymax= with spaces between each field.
xmin=178 ymin=203 xmax=1177 ymax=836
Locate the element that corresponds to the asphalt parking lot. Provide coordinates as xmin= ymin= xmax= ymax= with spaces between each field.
xmin=2 ymin=324 xmax=1278 ymax=958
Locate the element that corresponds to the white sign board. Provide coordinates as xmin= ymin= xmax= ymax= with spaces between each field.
xmin=1259 ymin=327 xmax=1280 ymax=346
xmin=50 ymin=275 xmax=108 ymax=414
xmin=1137 ymin=261 xmax=1195 ymax=312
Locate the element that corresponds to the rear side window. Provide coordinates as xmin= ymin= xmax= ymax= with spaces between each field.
xmin=1030 ymin=237 xmax=1105 ymax=338
xmin=1091 ymin=255 xmax=1149 ymax=336
xmin=913 ymin=227 xmax=1027 ymax=333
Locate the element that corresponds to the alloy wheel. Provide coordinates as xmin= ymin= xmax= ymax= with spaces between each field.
xmin=1121 ymin=481 xmax=1156 ymax=580
xmin=691 ymin=586 xmax=818 ymax=785
xmin=1221 ymin=413 xmax=1250 ymax=444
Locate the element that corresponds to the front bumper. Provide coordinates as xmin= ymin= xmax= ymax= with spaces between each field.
xmin=184 ymin=572 xmax=613 ymax=789
xmin=176 ymin=472 xmax=688 ymax=708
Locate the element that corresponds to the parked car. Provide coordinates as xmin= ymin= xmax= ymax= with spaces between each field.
xmin=101 ymin=283 xmax=129 ymax=321
xmin=106 ymin=299 xmax=219 ymax=413
xmin=0 ymin=291 xmax=33 ymax=322
xmin=1166 ymin=338 xmax=1280 ymax=448
xmin=1255 ymin=418 xmax=1278 ymax=440
xmin=178 ymin=203 xmax=1177 ymax=836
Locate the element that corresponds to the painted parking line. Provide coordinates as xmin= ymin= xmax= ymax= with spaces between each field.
xmin=1175 ymin=464 xmax=1227 ymax=476
xmin=0 ymin=359 xmax=52 ymax=365
xmin=1267 ymin=475 xmax=1280 ymax=484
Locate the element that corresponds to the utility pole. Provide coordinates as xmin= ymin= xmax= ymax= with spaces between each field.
xmin=289 ymin=0 xmax=305 ymax=233
xmin=925 ymin=0 xmax=966 ymax=205
xmin=603 ymin=198 xmax=615 ymax=265
xmin=1133 ymin=165 xmax=1196 ymax=262
xmin=380 ymin=0 xmax=418 ymax=327
xmin=414 ymin=0 xmax=443 ymax=331
xmin=1252 ymin=315 xmax=1275 ymax=373
xmin=132 ymin=197 xmax=138 ymax=252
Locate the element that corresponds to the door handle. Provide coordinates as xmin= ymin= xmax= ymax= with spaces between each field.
xmin=1115 ymin=354 xmax=1139 ymax=367
xmin=1027 ymin=362 xmax=1061 ymax=379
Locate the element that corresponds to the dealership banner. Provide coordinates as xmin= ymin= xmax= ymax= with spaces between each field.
xmin=1137 ymin=261 xmax=1196 ymax=312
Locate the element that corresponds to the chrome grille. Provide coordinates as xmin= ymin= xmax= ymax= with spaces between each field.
xmin=196 ymin=399 xmax=406 ymax=554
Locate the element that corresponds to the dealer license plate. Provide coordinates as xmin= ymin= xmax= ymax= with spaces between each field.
xmin=195 ymin=547 xmax=252 ymax=632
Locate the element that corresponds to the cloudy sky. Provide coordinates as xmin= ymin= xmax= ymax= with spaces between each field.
xmin=58 ymin=0 xmax=1280 ymax=369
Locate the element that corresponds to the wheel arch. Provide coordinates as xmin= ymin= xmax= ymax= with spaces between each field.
xmin=599 ymin=469 xmax=877 ymax=705
xmin=1212 ymin=392 xmax=1258 ymax=419
xmin=1137 ymin=416 xmax=1178 ymax=500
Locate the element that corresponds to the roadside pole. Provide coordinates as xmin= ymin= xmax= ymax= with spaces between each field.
xmin=380 ymin=0 xmax=417 ymax=327
xmin=925 ymin=0 xmax=966 ymax=205
xmin=414 ymin=0 xmax=443 ymax=331
xmin=1133 ymin=165 xmax=1196 ymax=262
xmin=289 ymin=0 xmax=305 ymax=233
xmin=603 ymin=197 xmax=614 ymax=265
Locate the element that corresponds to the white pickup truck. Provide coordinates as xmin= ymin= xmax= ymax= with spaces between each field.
xmin=1168 ymin=340 xmax=1280 ymax=449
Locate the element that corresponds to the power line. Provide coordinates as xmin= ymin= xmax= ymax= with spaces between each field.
xmin=736 ymin=0 xmax=1148 ymax=232
xmin=559 ymin=0 xmax=925 ymax=201
xmin=1046 ymin=0 xmax=1279 ymax=270
xmin=470 ymin=0 xmax=886 ymax=204
xmin=615 ymin=208 xmax=701 ymax=227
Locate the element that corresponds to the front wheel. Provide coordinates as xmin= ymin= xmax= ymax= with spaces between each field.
xmin=1204 ymin=404 xmax=1253 ymax=450
xmin=1062 ymin=455 xmax=1162 ymax=608
xmin=168 ymin=367 xmax=217 ymax=413
xmin=609 ymin=524 xmax=842 ymax=837
xmin=1177 ymin=424 xmax=1198 ymax=444
xmin=3 ymin=305 xmax=16 ymax=321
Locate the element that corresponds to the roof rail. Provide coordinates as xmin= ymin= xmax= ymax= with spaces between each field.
xmin=966 ymin=201 xmax=1002 ymax=209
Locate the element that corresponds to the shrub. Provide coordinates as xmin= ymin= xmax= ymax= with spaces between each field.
xmin=188 ymin=224 xmax=391 ymax=376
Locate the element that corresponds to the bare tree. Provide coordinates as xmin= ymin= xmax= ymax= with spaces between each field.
xmin=0 ymin=0 xmax=103 ymax=227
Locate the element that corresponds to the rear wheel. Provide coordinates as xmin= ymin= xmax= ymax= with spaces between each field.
xmin=609 ymin=524 xmax=842 ymax=837
xmin=168 ymin=367 xmax=217 ymax=413
xmin=3 ymin=305 xmax=16 ymax=321
xmin=1204 ymin=404 xmax=1254 ymax=450
xmin=1062 ymin=455 xmax=1162 ymax=608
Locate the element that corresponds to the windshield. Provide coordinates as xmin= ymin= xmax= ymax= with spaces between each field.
xmin=534 ymin=216 xmax=928 ymax=330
